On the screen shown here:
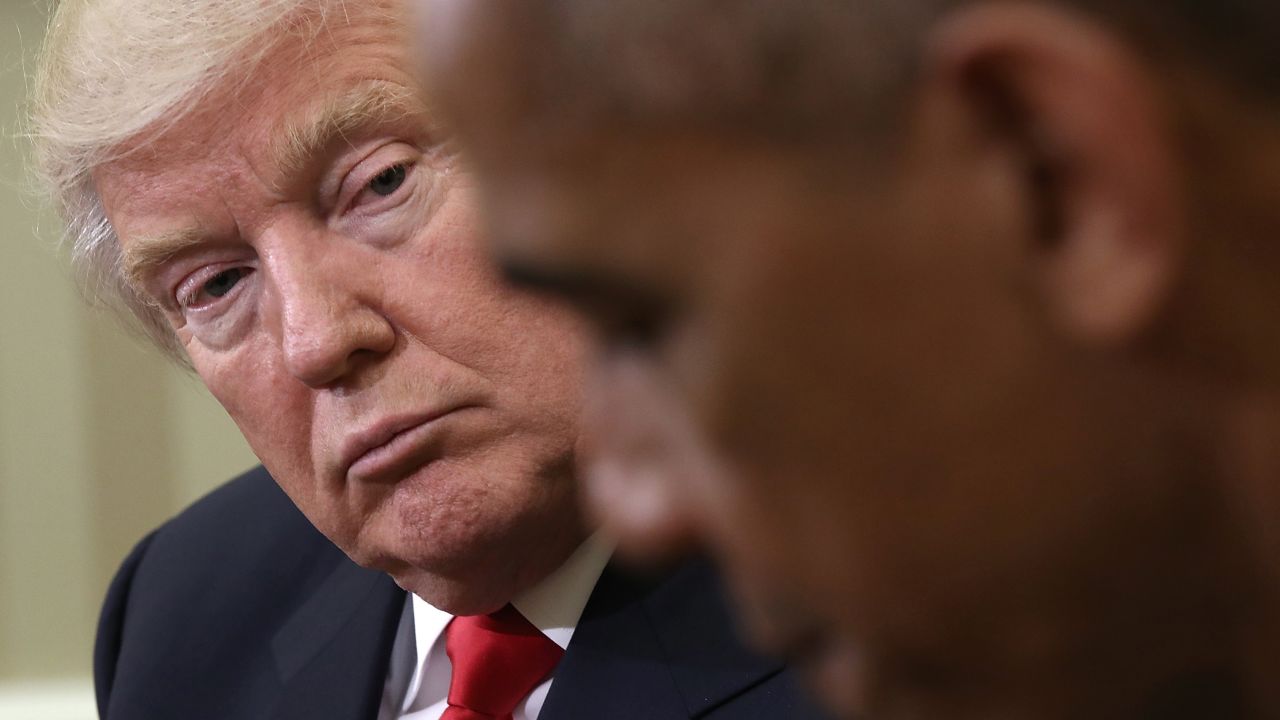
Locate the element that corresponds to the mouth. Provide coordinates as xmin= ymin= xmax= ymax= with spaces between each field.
xmin=341 ymin=406 xmax=478 ymax=483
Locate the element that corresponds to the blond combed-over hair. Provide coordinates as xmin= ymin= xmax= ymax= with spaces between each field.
xmin=29 ymin=0 xmax=342 ymax=362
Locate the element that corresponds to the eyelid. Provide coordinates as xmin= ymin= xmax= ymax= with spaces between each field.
xmin=334 ymin=143 xmax=419 ymax=216
xmin=174 ymin=261 xmax=250 ymax=310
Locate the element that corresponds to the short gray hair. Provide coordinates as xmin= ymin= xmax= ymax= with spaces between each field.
xmin=29 ymin=0 xmax=342 ymax=362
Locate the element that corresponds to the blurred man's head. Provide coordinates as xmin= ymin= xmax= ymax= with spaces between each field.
xmin=31 ymin=0 xmax=591 ymax=615
xmin=417 ymin=0 xmax=1280 ymax=715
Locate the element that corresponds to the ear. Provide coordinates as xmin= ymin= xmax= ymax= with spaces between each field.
xmin=925 ymin=1 xmax=1186 ymax=346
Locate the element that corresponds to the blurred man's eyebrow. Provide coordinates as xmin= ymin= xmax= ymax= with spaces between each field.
xmin=272 ymin=80 xmax=427 ymax=177
xmin=499 ymin=257 xmax=610 ymax=301
xmin=122 ymin=227 xmax=207 ymax=291
xmin=499 ymin=256 xmax=666 ymax=311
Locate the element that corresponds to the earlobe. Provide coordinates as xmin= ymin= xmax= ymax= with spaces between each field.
xmin=927 ymin=1 xmax=1186 ymax=347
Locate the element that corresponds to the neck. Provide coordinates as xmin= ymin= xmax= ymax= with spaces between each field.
xmin=1213 ymin=388 xmax=1280 ymax=715
xmin=976 ymin=366 xmax=1274 ymax=719
xmin=1048 ymin=376 xmax=1280 ymax=719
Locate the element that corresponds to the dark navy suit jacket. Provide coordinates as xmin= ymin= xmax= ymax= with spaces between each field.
xmin=94 ymin=465 xmax=827 ymax=719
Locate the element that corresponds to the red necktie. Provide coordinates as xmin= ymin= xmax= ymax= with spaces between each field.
xmin=440 ymin=604 xmax=565 ymax=720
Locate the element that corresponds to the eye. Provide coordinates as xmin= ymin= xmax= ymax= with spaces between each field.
xmin=597 ymin=301 xmax=671 ymax=352
xmin=336 ymin=148 xmax=422 ymax=217
xmin=368 ymin=163 xmax=407 ymax=197
xmin=203 ymin=268 xmax=245 ymax=298
xmin=176 ymin=265 xmax=254 ymax=310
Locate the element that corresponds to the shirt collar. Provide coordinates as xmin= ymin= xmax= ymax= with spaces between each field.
xmin=510 ymin=532 xmax=614 ymax=650
xmin=411 ymin=531 xmax=614 ymax=665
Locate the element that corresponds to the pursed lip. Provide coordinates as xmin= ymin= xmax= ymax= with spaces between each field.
xmin=340 ymin=406 xmax=476 ymax=483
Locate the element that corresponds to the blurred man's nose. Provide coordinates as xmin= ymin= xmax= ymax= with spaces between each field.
xmin=266 ymin=230 xmax=397 ymax=388
xmin=580 ymin=351 xmax=724 ymax=563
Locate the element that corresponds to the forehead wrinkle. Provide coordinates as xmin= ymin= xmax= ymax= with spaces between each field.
xmin=271 ymin=80 xmax=425 ymax=183
xmin=122 ymin=227 xmax=208 ymax=292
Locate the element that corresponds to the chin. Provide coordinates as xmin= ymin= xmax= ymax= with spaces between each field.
xmin=343 ymin=520 xmax=524 ymax=614
xmin=324 ymin=439 xmax=587 ymax=606
xmin=357 ymin=485 xmax=583 ymax=612
xmin=389 ymin=565 xmax=516 ymax=615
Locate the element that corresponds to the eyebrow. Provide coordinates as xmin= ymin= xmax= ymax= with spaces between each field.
xmin=271 ymin=80 xmax=428 ymax=180
xmin=120 ymin=82 xmax=430 ymax=295
xmin=122 ymin=227 xmax=208 ymax=295
xmin=498 ymin=255 xmax=670 ymax=316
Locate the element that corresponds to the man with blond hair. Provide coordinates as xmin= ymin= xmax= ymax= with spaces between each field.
xmin=417 ymin=0 xmax=1280 ymax=717
xmin=29 ymin=1 xmax=821 ymax=718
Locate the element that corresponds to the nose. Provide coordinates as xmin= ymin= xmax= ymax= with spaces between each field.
xmin=267 ymin=238 xmax=397 ymax=388
xmin=579 ymin=351 xmax=723 ymax=562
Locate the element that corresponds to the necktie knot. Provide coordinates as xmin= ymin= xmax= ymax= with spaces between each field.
xmin=441 ymin=604 xmax=564 ymax=720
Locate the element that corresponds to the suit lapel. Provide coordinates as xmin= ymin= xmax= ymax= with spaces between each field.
xmin=643 ymin=559 xmax=785 ymax=717
xmin=270 ymin=555 xmax=406 ymax=720
xmin=541 ymin=558 xmax=784 ymax=720
xmin=263 ymin=551 xmax=782 ymax=720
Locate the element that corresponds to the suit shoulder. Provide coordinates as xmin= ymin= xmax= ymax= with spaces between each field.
xmin=154 ymin=464 xmax=313 ymax=549
xmin=117 ymin=464 xmax=346 ymax=618
xmin=95 ymin=467 xmax=377 ymax=719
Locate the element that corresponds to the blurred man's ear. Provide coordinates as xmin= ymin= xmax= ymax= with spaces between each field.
xmin=926 ymin=1 xmax=1186 ymax=347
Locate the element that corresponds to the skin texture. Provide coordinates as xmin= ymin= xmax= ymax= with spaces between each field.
xmin=94 ymin=0 xmax=591 ymax=615
xmin=416 ymin=0 xmax=1280 ymax=716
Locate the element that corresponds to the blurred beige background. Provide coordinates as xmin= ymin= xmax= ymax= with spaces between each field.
xmin=1 ymin=2 xmax=259 ymax=716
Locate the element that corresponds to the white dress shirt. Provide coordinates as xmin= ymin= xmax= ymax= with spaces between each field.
xmin=377 ymin=535 xmax=614 ymax=720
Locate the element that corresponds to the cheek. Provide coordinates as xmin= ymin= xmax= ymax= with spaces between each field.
xmin=668 ymin=269 xmax=876 ymax=602
xmin=715 ymin=468 xmax=819 ymax=577
xmin=393 ymin=202 xmax=587 ymax=376
xmin=495 ymin=297 xmax=590 ymax=403
xmin=192 ymin=345 xmax=317 ymax=491
xmin=406 ymin=229 xmax=590 ymax=418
